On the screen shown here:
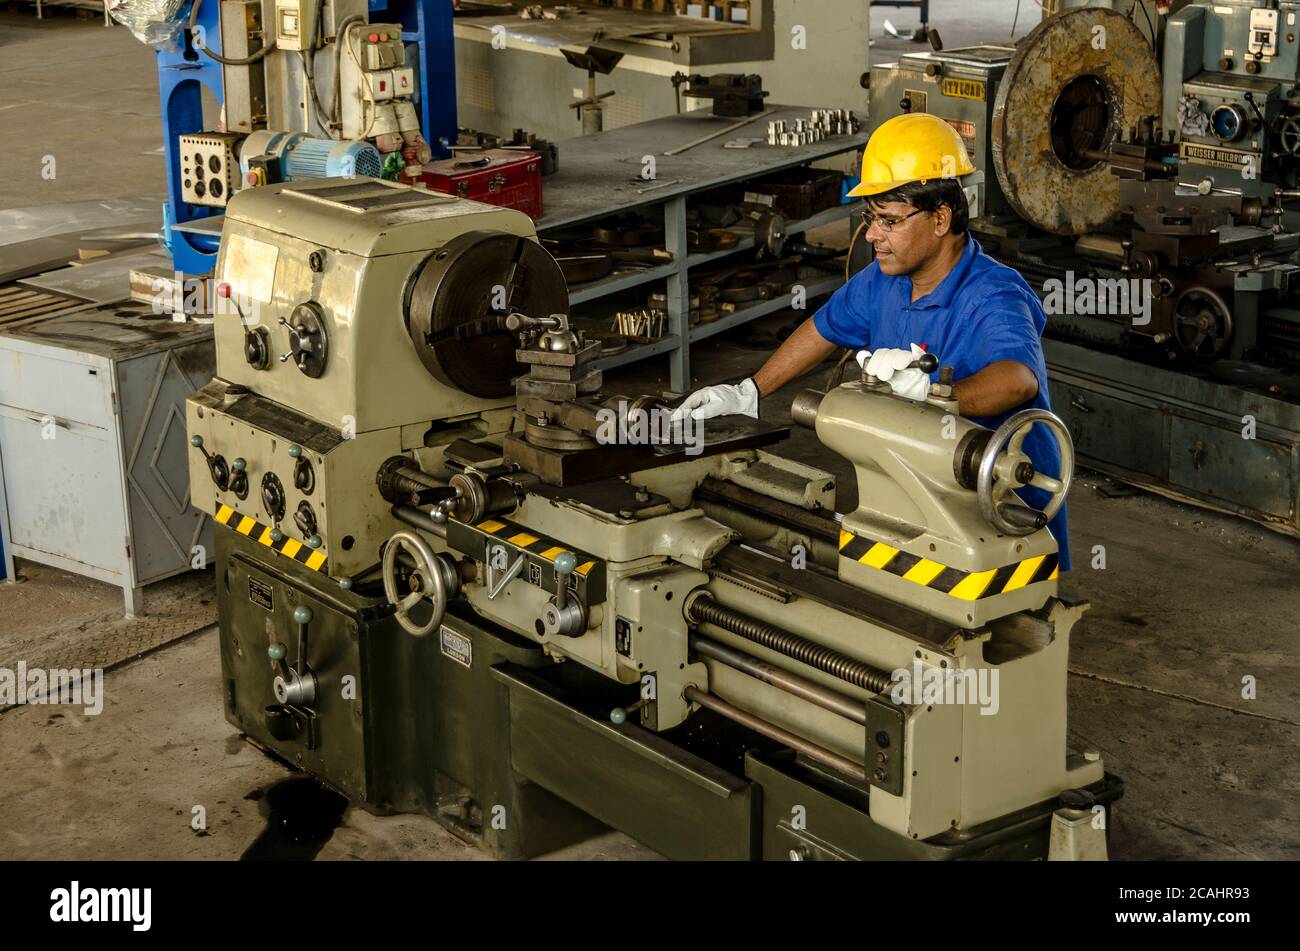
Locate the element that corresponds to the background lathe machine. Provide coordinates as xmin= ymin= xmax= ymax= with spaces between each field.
xmin=186 ymin=178 xmax=1120 ymax=860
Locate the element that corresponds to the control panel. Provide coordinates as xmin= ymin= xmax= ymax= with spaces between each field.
xmin=273 ymin=0 xmax=319 ymax=53
xmin=178 ymin=132 xmax=243 ymax=208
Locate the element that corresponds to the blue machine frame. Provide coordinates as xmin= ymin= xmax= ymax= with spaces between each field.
xmin=156 ymin=0 xmax=226 ymax=277
xmin=156 ymin=0 xmax=457 ymax=276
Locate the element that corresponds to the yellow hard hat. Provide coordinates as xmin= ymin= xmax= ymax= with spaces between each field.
xmin=847 ymin=113 xmax=977 ymax=199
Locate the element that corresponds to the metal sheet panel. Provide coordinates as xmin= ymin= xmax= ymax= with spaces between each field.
xmin=118 ymin=342 xmax=215 ymax=584
xmin=0 ymin=405 xmax=127 ymax=579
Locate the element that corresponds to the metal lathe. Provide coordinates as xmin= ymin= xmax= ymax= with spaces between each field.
xmin=185 ymin=177 xmax=1119 ymax=860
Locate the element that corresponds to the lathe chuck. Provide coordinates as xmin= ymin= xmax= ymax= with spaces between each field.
xmin=405 ymin=231 xmax=569 ymax=398
xmin=991 ymin=7 xmax=1160 ymax=235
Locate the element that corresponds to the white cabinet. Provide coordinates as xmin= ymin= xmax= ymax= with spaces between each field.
xmin=0 ymin=306 xmax=214 ymax=616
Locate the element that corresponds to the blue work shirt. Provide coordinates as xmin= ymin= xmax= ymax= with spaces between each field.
xmin=812 ymin=234 xmax=1071 ymax=570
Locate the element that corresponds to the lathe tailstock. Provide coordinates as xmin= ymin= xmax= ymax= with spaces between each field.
xmin=188 ymin=178 xmax=1119 ymax=861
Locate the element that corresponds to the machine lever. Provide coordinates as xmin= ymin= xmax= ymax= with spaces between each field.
xmin=552 ymin=551 xmax=577 ymax=611
xmin=997 ymin=502 xmax=1048 ymax=531
xmin=485 ymin=545 xmax=526 ymax=600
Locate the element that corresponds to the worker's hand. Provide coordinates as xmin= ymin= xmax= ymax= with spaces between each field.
xmin=670 ymin=378 xmax=760 ymax=422
xmin=860 ymin=344 xmax=932 ymax=401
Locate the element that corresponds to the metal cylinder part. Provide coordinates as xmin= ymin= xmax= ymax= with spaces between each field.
xmin=691 ymin=635 xmax=867 ymax=725
xmin=790 ymin=388 xmax=825 ymax=429
xmin=685 ymin=592 xmax=893 ymax=693
xmin=273 ymin=668 xmax=317 ymax=707
xmin=542 ymin=597 xmax=587 ymax=637
xmin=392 ymin=503 xmax=448 ymax=539
xmin=684 ymin=686 xmax=866 ymax=781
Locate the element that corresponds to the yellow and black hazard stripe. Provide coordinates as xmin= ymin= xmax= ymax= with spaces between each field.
xmin=474 ymin=517 xmax=598 ymax=577
xmin=445 ymin=516 xmax=606 ymax=605
xmin=838 ymin=529 xmax=1057 ymax=602
xmin=214 ymin=503 xmax=329 ymax=573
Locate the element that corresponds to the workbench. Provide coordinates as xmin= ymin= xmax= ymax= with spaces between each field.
xmin=535 ymin=105 xmax=868 ymax=392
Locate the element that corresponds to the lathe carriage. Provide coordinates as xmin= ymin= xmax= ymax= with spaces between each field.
xmin=186 ymin=178 xmax=1118 ymax=861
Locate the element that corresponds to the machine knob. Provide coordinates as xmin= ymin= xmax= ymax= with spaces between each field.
xmin=293 ymin=605 xmax=313 ymax=625
xmin=554 ymin=552 xmax=578 ymax=576
xmin=307 ymin=535 xmax=322 ymax=549
xmin=915 ymin=353 xmax=939 ymax=374
xmin=270 ymin=528 xmax=284 ymax=543
xmin=232 ymin=458 xmax=246 ymax=472
xmin=190 ymin=435 xmax=204 ymax=448
xmin=338 ymin=577 xmax=353 ymax=590
xmin=208 ymin=455 xmax=230 ymax=491
xmin=268 ymin=643 xmax=287 ymax=661
xmin=293 ymin=500 xmax=318 ymax=537
xmin=293 ymin=457 xmax=315 ymax=494
xmin=288 ymin=444 xmax=302 ymax=459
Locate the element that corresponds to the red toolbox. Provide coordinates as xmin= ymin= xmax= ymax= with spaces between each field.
xmin=407 ymin=149 xmax=543 ymax=220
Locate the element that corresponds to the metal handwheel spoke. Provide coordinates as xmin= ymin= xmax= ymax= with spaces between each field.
xmin=1029 ymin=472 xmax=1063 ymax=494
xmin=382 ymin=529 xmax=448 ymax=637
xmin=977 ymin=409 xmax=1075 ymax=536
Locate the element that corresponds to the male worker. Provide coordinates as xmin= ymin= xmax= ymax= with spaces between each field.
xmin=673 ymin=113 xmax=1071 ymax=569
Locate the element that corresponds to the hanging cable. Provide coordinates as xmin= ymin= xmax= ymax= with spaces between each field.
xmin=189 ymin=0 xmax=277 ymax=65
xmin=823 ymin=215 xmax=870 ymax=390
xmin=333 ymin=14 xmax=367 ymax=131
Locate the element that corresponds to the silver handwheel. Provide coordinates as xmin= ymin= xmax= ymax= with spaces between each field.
xmin=382 ymin=530 xmax=447 ymax=637
xmin=976 ymin=409 xmax=1074 ymax=536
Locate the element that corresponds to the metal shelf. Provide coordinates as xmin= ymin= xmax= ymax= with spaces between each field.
xmin=533 ymin=110 xmax=866 ymax=390
xmin=684 ymin=201 xmax=864 ymax=269
xmin=690 ymin=274 xmax=844 ymax=344
xmin=591 ymin=334 xmax=684 ymax=372
xmin=568 ymin=261 xmax=679 ymax=305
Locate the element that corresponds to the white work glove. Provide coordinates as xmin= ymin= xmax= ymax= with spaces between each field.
xmin=855 ymin=344 xmax=932 ymax=402
xmin=670 ymin=378 xmax=760 ymax=422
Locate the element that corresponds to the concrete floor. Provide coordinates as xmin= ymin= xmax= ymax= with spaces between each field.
xmin=2 ymin=2 xmax=1299 ymax=861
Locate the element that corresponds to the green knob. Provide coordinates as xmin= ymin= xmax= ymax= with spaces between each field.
xmin=338 ymin=577 xmax=353 ymax=590
xmin=232 ymin=457 xmax=246 ymax=472
xmin=269 ymin=528 xmax=284 ymax=543
xmin=268 ymin=643 xmax=286 ymax=661
xmin=288 ymin=444 xmax=302 ymax=459
xmin=554 ymin=552 xmax=577 ymax=575
xmin=610 ymin=707 xmax=627 ymax=725
xmin=307 ymin=535 xmax=322 ymax=549
xmin=292 ymin=605 xmax=313 ymax=625
xmin=190 ymin=435 xmax=203 ymax=448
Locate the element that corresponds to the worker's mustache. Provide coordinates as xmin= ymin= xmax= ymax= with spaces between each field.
xmin=595 ymin=401 xmax=704 ymax=456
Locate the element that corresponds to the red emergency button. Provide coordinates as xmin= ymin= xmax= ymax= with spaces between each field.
xmin=246 ymin=171 xmax=259 ymax=185
xmin=216 ymin=283 xmax=232 ymax=299
xmin=369 ymin=32 xmax=379 ymax=42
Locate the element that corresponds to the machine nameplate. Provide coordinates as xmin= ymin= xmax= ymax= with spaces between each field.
xmin=838 ymin=529 xmax=1057 ymax=601
xmin=215 ymin=503 xmax=329 ymax=573
xmin=223 ymin=233 xmax=279 ymax=304
xmin=440 ymin=626 xmax=473 ymax=669
xmin=1178 ymin=142 xmax=1255 ymax=171
xmin=942 ymin=77 xmax=985 ymax=101
xmin=248 ymin=577 xmax=274 ymax=612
